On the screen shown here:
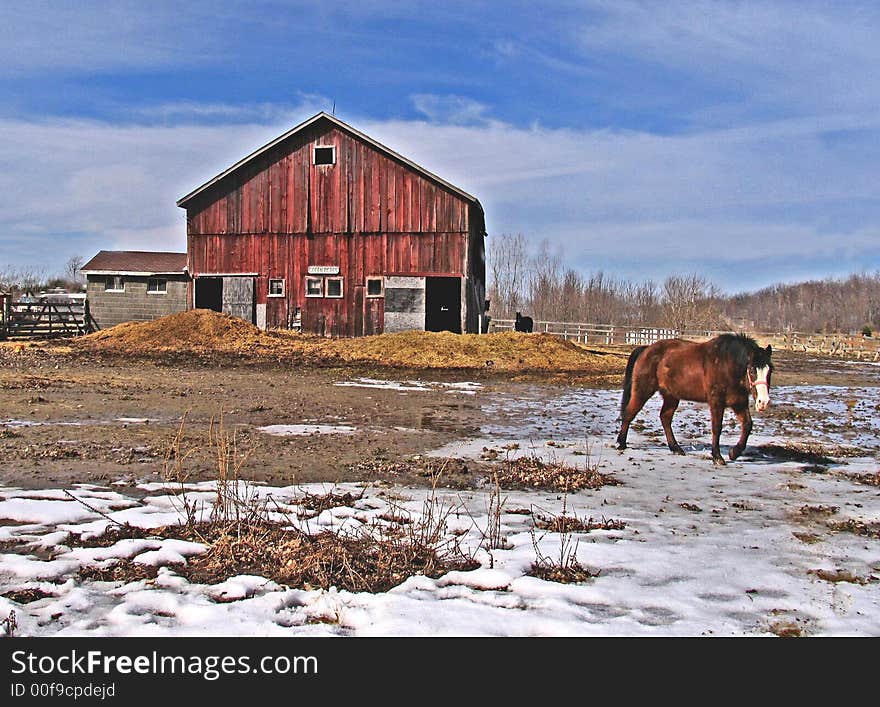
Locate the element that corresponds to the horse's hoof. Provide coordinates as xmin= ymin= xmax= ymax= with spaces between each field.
xmin=616 ymin=443 xmax=627 ymax=451
xmin=671 ymin=446 xmax=686 ymax=456
xmin=713 ymin=456 xmax=727 ymax=467
xmin=729 ymin=448 xmax=742 ymax=461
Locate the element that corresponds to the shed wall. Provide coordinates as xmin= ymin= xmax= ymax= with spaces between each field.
xmin=86 ymin=276 xmax=188 ymax=329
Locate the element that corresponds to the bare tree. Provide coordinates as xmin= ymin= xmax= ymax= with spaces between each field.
xmin=487 ymin=233 xmax=529 ymax=318
xmin=528 ymin=239 xmax=562 ymax=320
xmin=661 ymin=274 xmax=722 ymax=332
xmin=66 ymin=255 xmax=85 ymax=284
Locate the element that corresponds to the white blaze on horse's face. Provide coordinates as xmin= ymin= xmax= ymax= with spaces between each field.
xmin=753 ymin=365 xmax=771 ymax=412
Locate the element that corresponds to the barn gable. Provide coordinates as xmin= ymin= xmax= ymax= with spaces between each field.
xmin=178 ymin=112 xmax=479 ymax=237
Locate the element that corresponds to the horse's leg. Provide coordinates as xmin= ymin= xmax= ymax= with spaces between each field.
xmin=728 ymin=403 xmax=753 ymax=461
xmin=616 ymin=388 xmax=650 ymax=451
xmin=709 ymin=400 xmax=726 ymax=466
xmin=659 ymin=395 xmax=685 ymax=455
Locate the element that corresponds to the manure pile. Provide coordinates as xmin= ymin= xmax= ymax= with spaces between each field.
xmin=75 ymin=309 xmax=625 ymax=375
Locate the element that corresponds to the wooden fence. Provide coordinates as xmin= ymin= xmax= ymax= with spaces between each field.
xmin=489 ymin=318 xmax=723 ymax=346
xmin=488 ymin=318 xmax=880 ymax=361
xmin=0 ymin=296 xmax=96 ymax=340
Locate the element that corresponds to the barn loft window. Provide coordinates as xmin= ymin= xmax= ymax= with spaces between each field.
xmin=366 ymin=277 xmax=383 ymax=297
xmin=104 ymin=276 xmax=124 ymax=292
xmin=325 ymin=277 xmax=343 ymax=298
xmin=313 ymin=145 xmax=336 ymax=166
xmin=147 ymin=277 xmax=167 ymax=294
xmin=305 ymin=276 xmax=323 ymax=297
xmin=268 ymin=278 xmax=285 ymax=297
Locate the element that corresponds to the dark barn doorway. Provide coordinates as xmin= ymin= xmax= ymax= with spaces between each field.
xmin=425 ymin=277 xmax=461 ymax=333
xmin=194 ymin=276 xmax=255 ymax=323
xmin=195 ymin=277 xmax=222 ymax=312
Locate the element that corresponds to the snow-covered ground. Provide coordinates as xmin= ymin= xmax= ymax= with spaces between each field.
xmin=1 ymin=384 xmax=878 ymax=636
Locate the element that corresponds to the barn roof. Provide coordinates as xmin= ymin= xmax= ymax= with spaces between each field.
xmin=81 ymin=250 xmax=187 ymax=276
xmin=176 ymin=112 xmax=480 ymax=208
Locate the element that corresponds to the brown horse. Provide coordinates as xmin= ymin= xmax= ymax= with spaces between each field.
xmin=616 ymin=334 xmax=773 ymax=465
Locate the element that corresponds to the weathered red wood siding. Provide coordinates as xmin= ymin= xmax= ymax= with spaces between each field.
xmin=185 ymin=118 xmax=480 ymax=336
xmin=186 ymin=126 xmax=469 ymax=237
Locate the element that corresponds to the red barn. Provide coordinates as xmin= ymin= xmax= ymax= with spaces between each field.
xmin=177 ymin=112 xmax=486 ymax=336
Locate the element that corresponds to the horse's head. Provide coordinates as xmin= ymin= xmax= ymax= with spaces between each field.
xmin=748 ymin=344 xmax=773 ymax=412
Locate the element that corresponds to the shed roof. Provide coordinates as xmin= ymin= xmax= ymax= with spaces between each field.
xmin=81 ymin=250 xmax=187 ymax=276
xmin=176 ymin=112 xmax=479 ymax=208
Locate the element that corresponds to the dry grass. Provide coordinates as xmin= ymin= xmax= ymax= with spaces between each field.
xmin=79 ymin=563 xmax=160 ymax=583
xmin=834 ymin=470 xmax=880 ymax=487
xmin=1 ymin=587 xmax=56 ymax=604
xmin=168 ymin=520 xmax=476 ymax=593
xmin=526 ymin=493 xmax=599 ymax=584
xmin=807 ymin=568 xmax=874 ymax=585
xmin=493 ymin=455 xmax=618 ymax=493
xmin=796 ymin=504 xmax=840 ymax=518
xmin=827 ymin=518 xmax=880 ymax=539
xmin=71 ymin=309 xmax=627 ymax=374
xmin=297 ymin=489 xmax=365 ymax=513
xmin=533 ymin=514 xmax=625 ymax=533
xmin=528 ymin=562 xmax=596 ymax=584
xmin=347 ymin=455 xmax=480 ymax=488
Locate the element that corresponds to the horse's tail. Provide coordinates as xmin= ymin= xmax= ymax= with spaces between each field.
xmin=621 ymin=345 xmax=647 ymax=418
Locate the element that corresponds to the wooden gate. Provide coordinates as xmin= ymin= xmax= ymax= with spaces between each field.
xmin=1 ymin=297 xmax=95 ymax=340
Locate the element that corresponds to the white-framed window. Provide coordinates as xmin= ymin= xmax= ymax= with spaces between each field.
xmin=313 ymin=145 xmax=336 ymax=166
xmin=104 ymin=275 xmax=124 ymax=292
xmin=305 ymin=276 xmax=323 ymax=297
xmin=147 ymin=277 xmax=167 ymax=294
xmin=366 ymin=276 xmax=384 ymax=297
xmin=268 ymin=278 xmax=285 ymax=297
xmin=325 ymin=276 xmax=343 ymax=298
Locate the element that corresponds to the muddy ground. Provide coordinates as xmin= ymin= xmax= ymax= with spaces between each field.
xmin=0 ymin=348 xmax=877 ymax=490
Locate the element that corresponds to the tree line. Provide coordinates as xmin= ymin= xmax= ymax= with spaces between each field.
xmin=487 ymin=233 xmax=880 ymax=335
xmin=0 ymin=256 xmax=85 ymax=295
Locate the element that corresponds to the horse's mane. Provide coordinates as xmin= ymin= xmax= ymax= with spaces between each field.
xmin=715 ymin=333 xmax=772 ymax=371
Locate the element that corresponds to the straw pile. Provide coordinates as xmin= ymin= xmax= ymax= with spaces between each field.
xmin=74 ymin=309 xmax=626 ymax=374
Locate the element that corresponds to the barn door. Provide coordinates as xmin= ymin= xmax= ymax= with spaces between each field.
xmin=221 ymin=277 xmax=255 ymax=323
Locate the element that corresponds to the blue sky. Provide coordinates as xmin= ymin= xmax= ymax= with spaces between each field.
xmin=2 ymin=1 xmax=879 ymax=292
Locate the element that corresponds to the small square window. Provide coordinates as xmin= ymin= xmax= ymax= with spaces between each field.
xmin=105 ymin=276 xmax=124 ymax=292
xmin=268 ymin=278 xmax=285 ymax=297
xmin=305 ymin=277 xmax=323 ymax=297
xmin=325 ymin=277 xmax=343 ymax=298
xmin=313 ymin=145 xmax=336 ymax=166
xmin=366 ymin=277 xmax=383 ymax=297
xmin=147 ymin=277 xmax=167 ymax=294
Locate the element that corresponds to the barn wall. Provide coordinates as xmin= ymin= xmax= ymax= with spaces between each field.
xmin=189 ymin=231 xmax=468 ymax=336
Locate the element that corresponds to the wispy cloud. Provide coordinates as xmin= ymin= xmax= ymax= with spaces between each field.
xmin=574 ymin=1 xmax=880 ymax=117
xmin=410 ymin=94 xmax=492 ymax=125
xmin=0 ymin=2 xmax=217 ymax=77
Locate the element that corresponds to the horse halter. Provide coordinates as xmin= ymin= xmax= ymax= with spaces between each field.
xmin=747 ymin=369 xmax=769 ymax=391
